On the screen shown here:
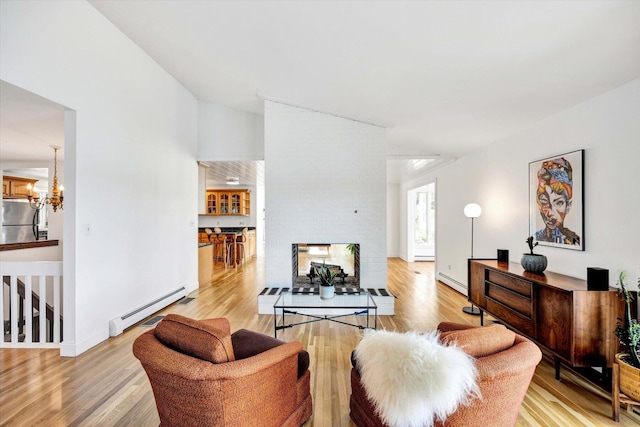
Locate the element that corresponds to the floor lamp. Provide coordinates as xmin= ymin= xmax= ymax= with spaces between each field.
xmin=462 ymin=203 xmax=482 ymax=316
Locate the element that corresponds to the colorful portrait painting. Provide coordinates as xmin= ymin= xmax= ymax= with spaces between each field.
xmin=529 ymin=150 xmax=584 ymax=251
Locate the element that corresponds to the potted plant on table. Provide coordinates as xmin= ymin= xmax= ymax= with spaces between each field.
xmin=521 ymin=236 xmax=548 ymax=273
xmin=614 ymin=271 xmax=640 ymax=401
xmin=314 ymin=262 xmax=337 ymax=300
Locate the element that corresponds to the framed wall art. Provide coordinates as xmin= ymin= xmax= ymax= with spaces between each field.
xmin=529 ymin=149 xmax=584 ymax=251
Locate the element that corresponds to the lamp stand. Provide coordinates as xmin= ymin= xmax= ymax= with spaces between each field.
xmin=462 ymin=305 xmax=481 ymax=315
xmin=462 ymin=216 xmax=481 ymax=316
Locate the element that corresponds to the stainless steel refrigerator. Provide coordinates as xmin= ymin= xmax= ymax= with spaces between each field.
xmin=1 ymin=200 xmax=40 ymax=244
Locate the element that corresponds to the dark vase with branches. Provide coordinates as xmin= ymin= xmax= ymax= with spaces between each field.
xmin=520 ymin=236 xmax=547 ymax=273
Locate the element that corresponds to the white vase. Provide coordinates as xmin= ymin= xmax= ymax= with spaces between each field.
xmin=320 ymin=285 xmax=335 ymax=299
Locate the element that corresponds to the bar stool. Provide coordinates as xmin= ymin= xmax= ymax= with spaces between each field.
xmin=224 ymin=234 xmax=236 ymax=270
xmin=212 ymin=234 xmax=226 ymax=266
xmin=235 ymin=228 xmax=248 ymax=269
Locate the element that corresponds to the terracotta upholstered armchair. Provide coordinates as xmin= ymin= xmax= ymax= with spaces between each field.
xmin=350 ymin=322 xmax=542 ymax=427
xmin=133 ymin=314 xmax=312 ymax=426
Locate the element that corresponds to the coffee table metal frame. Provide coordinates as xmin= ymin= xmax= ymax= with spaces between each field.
xmin=273 ymin=291 xmax=377 ymax=337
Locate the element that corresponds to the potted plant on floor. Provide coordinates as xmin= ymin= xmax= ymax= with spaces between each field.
xmin=521 ymin=236 xmax=548 ymax=273
xmin=614 ymin=271 xmax=640 ymax=401
xmin=314 ymin=262 xmax=337 ymax=299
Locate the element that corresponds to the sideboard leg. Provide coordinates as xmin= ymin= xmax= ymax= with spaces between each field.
xmin=554 ymin=357 xmax=561 ymax=381
xmin=612 ymin=362 xmax=620 ymax=422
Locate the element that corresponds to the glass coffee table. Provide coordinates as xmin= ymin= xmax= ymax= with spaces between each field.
xmin=273 ymin=291 xmax=377 ymax=337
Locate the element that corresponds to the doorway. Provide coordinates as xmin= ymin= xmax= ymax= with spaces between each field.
xmin=408 ymin=182 xmax=435 ymax=261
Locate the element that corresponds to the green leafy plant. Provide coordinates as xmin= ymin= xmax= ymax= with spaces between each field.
xmin=614 ymin=271 xmax=640 ymax=368
xmin=346 ymin=244 xmax=357 ymax=255
xmin=314 ymin=262 xmax=337 ymax=287
xmin=526 ymin=236 xmax=539 ymax=255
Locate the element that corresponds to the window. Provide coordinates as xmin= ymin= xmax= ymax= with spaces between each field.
xmin=414 ymin=183 xmax=435 ymax=245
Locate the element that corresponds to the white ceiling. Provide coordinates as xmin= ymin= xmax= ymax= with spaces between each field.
xmin=90 ymin=0 xmax=640 ymax=159
xmin=202 ymin=160 xmax=265 ymax=187
xmin=3 ymin=1 xmax=640 ymax=187
xmin=0 ymin=81 xmax=66 ymax=163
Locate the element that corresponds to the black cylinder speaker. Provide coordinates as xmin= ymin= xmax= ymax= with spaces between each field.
xmin=497 ymin=249 xmax=509 ymax=263
xmin=587 ymin=267 xmax=609 ymax=291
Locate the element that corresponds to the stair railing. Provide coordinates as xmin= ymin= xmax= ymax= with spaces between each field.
xmin=1 ymin=261 xmax=63 ymax=348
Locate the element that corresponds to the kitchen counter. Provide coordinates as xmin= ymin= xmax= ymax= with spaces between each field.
xmin=0 ymin=240 xmax=59 ymax=251
xmin=198 ymin=243 xmax=213 ymax=285
xmin=197 ymin=228 xmax=257 ymax=263
xmin=199 ymin=227 xmax=255 ymax=233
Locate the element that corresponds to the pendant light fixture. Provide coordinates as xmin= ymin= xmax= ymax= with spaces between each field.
xmin=27 ymin=146 xmax=64 ymax=212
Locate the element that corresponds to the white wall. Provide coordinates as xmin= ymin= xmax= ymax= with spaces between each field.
xmin=198 ymin=165 xmax=207 ymax=215
xmin=264 ymin=101 xmax=388 ymax=288
xmin=387 ymin=184 xmax=400 ymax=257
xmin=198 ymin=101 xmax=264 ymax=161
xmin=1 ymin=1 xmax=199 ymax=355
xmin=405 ymin=78 xmax=640 ymax=292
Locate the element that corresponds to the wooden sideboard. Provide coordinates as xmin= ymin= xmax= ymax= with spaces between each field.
xmin=468 ymin=259 xmax=625 ymax=380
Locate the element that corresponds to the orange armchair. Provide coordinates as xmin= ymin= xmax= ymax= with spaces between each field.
xmin=133 ymin=314 xmax=312 ymax=426
xmin=350 ymin=322 xmax=542 ymax=427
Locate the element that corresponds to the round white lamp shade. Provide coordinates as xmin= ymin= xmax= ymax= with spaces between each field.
xmin=464 ymin=203 xmax=482 ymax=218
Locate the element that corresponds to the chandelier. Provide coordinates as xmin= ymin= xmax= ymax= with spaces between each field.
xmin=27 ymin=146 xmax=64 ymax=212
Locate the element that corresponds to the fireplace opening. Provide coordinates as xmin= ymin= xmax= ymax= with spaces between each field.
xmin=292 ymin=243 xmax=360 ymax=288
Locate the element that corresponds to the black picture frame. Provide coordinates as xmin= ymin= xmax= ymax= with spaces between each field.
xmin=529 ymin=149 xmax=584 ymax=251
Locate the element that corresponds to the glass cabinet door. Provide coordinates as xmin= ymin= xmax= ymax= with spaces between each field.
xmin=220 ymin=193 xmax=229 ymax=214
xmin=207 ymin=192 xmax=217 ymax=214
xmin=231 ymin=193 xmax=241 ymax=214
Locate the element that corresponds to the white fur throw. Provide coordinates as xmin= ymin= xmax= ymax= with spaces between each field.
xmin=354 ymin=329 xmax=479 ymax=427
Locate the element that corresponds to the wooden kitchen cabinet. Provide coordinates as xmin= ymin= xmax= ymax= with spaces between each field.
xmin=219 ymin=192 xmax=230 ymax=214
xmin=206 ymin=191 xmax=218 ymax=214
xmin=204 ymin=189 xmax=250 ymax=216
xmin=230 ymin=192 xmax=241 ymax=214
xmin=198 ymin=244 xmax=213 ymax=285
xmin=241 ymin=191 xmax=251 ymax=216
xmin=2 ymin=176 xmax=38 ymax=199
xmin=247 ymin=229 xmax=256 ymax=257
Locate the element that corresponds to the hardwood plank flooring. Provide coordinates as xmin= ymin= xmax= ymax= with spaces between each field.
xmin=1 ymin=258 xmax=639 ymax=426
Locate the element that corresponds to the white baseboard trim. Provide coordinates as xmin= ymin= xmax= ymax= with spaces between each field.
xmin=185 ymin=281 xmax=199 ymax=294
xmin=436 ymin=272 xmax=467 ymax=296
xmin=60 ymin=330 xmax=109 ymax=357
xmin=108 ymin=286 xmax=187 ymax=337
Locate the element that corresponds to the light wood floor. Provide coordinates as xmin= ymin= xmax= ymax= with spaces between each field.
xmin=1 ymin=258 xmax=639 ymax=426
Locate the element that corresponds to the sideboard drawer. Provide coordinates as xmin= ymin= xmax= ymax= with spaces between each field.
xmin=486 ymin=270 xmax=532 ymax=298
xmin=486 ymin=283 xmax=532 ymax=318
xmin=486 ymin=298 xmax=536 ymax=337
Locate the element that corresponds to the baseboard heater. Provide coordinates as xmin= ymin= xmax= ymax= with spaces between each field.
xmin=436 ymin=273 xmax=467 ymax=296
xmin=109 ymin=286 xmax=187 ymax=337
